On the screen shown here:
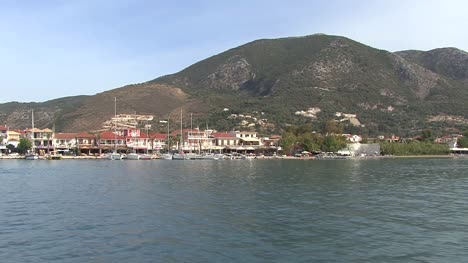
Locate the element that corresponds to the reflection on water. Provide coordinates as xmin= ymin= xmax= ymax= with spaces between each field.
xmin=1 ymin=159 xmax=468 ymax=262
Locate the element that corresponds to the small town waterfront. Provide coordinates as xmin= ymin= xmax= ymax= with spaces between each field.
xmin=1 ymin=159 xmax=468 ymax=262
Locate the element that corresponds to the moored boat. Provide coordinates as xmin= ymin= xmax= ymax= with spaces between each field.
xmin=127 ymin=153 xmax=140 ymax=160
xmin=140 ymin=153 xmax=153 ymax=160
xmin=46 ymin=153 xmax=62 ymax=160
xmin=105 ymin=152 xmax=122 ymax=160
xmin=25 ymin=154 xmax=39 ymax=160
xmin=172 ymin=152 xmax=188 ymax=160
xmin=159 ymin=153 xmax=173 ymax=160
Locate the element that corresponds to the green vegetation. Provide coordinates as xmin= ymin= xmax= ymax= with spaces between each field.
xmin=17 ymin=138 xmax=32 ymax=154
xmin=380 ymin=142 xmax=450 ymax=156
xmin=457 ymin=131 xmax=468 ymax=148
xmin=1 ymin=34 xmax=468 ymax=136
xmin=280 ymin=124 xmax=347 ymax=154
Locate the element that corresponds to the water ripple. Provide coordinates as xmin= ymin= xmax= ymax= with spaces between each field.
xmin=1 ymin=159 xmax=468 ymax=262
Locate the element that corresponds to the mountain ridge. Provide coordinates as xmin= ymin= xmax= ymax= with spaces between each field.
xmin=1 ymin=34 xmax=467 ymax=136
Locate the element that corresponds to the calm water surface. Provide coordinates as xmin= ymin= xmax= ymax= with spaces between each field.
xmin=1 ymin=159 xmax=468 ymax=262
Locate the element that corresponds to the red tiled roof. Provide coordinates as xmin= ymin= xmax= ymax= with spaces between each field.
xmin=55 ymin=133 xmax=77 ymax=140
xmin=13 ymin=129 xmax=26 ymax=135
xmin=212 ymin=132 xmax=237 ymax=139
xmin=99 ymin=131 xmax=125 ymax=140
xmin=0 ymin=125 xmax=8 ymax=131
xmin=149 ymin=133 xmax=167 ymax=140
xmin=76 ymin=132 xmax=95 ymax=138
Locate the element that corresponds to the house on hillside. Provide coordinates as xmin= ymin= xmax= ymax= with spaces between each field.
xmin=435 ymin=134 xmax=462 ymax=148
xmin=342 ymin=134 xmax=362 ymax=143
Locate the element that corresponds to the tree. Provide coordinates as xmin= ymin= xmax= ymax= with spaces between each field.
xmin=300 ymin=133 xmax=321 ymax=152
xmin=17 ymin=138 xmax=32 ymax=154
xmin=421 ymin=129 xmax=433 ymax=142
xmin=323 ymin=120 xmax=343 ymax=135
xmin=6 ymin=144 xmax=15 ymax=153
xmin=321 ymin=135 xmax=347 ymax=152
xmin=280 ymin=132 xmax=297 ymax=154
xmin=457 ymin=136 xmax=468 ymax=148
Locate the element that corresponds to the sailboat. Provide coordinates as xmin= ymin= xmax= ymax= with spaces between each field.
xmin=159 ymin=119 xmax=173 ymax=160
xmin=105 ymin=97 xmax=122 ymax=160
xmin=25 ymin=109 xmax=39 ymax=160
xmin=139 ymin=123 xmax=152 ymax=160
xmin=172 ymin=109 xmax=187 ymax=160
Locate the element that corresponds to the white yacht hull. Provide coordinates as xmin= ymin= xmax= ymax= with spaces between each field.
xmin=127 ymin=153 xmax=140 ymax=160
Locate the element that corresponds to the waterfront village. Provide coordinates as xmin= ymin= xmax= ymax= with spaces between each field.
xmin=0 ymin=112 xmax=467 ymax=160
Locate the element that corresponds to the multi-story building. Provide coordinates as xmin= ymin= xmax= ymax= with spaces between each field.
xmin=99 ymin=131 xmax=126 ymax=153
xmin=172 ymin=129 xmax=214 ymax=152
xmin=6 ymin=130 xmax=21 ymax=148
xmin=53 ymin=133 xmax=77 ymax=154
xmin=25 ymin=128 xmax=54 ymax=153
xmin=125 ymin=129 xmax=149 ymax=153
xmin=212 ymin=132 xmax=239 ymax=147
xmin=149 ymin=133 xmax=168 ymax=152
xmin=0 ymin=125 xmax=7 ymax=154
xmin=229 ymin=131 xmax=261 ymax=146
xmin=76 ymin=132 xmax=98 ymax=155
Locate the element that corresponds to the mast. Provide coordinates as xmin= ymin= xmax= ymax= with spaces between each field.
xmin=180 ymin=109 xmax=183 ymax=151
xmin=190 ymin=113 xmax=193 ymax=153
xmin=145 ymin=121 xmax=149 ymax=154
xmin=31 ymin=109 xmax=35 ymax=153
xmin=167 ymin=119 xmax=170 ymax=153
xmin=114 ymin=97 xmax=117 ymax=153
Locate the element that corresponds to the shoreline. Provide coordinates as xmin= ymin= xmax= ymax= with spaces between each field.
xmin=0 ymin=155 xmax=465 ymax=160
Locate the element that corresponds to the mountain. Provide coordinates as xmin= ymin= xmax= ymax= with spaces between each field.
xmin=1 ymin=34 xmax=467 ymax=136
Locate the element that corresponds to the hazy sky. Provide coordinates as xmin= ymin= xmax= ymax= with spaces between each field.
xmin=1 ymin=0 xmax=467 ymax=102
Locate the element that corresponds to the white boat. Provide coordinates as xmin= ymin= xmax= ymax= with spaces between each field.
xmin=159 ymin=153 xmax=173 ymax=160
xmin=140 ymin=153 xmax=153 ymax=160
xmin=214 ymin=153 xmax=225 ymax=160
xmin=105 ymin=152 xmax=122 ymax=160
xmin=199 ymin=154 xmax=215 ymax=160
xmin=127 ymin=153 xmax=140 ymax=160
xmin=172 ymin=152 xmax=188 ymax=160
xmin=25 ymin=154 xmax=39 ymax=160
